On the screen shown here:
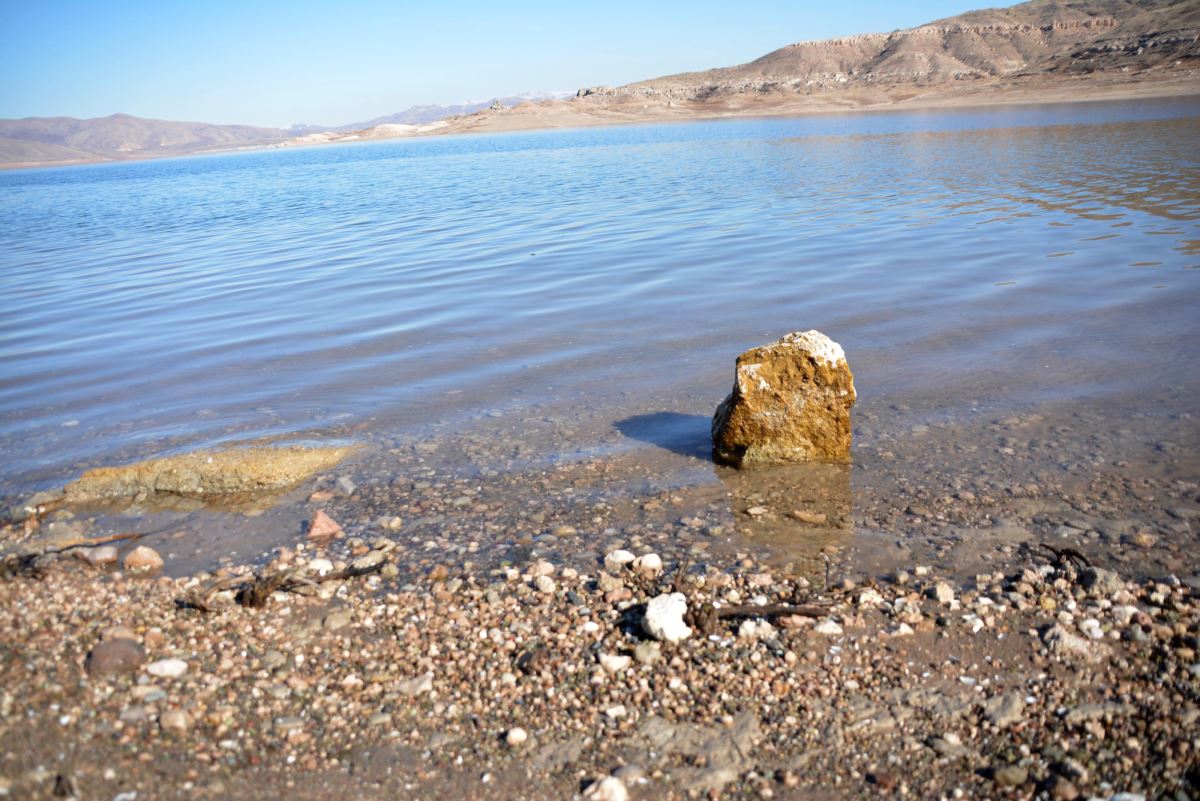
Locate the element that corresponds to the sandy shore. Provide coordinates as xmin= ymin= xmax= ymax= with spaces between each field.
xmin=436 ymin=71 xmax=1200 ymax=138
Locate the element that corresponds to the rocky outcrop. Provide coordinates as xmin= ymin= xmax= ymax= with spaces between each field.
xmin=711 ymin=331 xmax=856 ymax=467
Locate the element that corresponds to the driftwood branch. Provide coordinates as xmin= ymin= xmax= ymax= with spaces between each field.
xmin=687 ymin=601 xmax=832 ymax=636
xmin=177 ymin=559 xmax=387 ymax=613
xmin=1 ymin=531 xmax=148 ymax=580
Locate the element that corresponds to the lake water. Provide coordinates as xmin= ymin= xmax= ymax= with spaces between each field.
xmin=2 ymin=97 xmax=1199 ymax=575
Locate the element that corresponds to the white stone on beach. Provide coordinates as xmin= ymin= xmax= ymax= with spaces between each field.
xmin=145 ymin=658 xmax=187 ymax=679
xmin=599 ymin=653 xmax=632 ymax=673
xmin=632 ymin=553 xmax=663 ymax=577
xmin=307 ymin=558 xmax=334 ymax=576
xmin=584 ymin=776 xmax=629 ymax=801
xmin=604 ymin=550 xmax=636 ymax=572
xmin=928 ymin=581 xmax=955 ymax=605
xmin=737 ymin=619 xmax=776 ymax=640
xmin=813 ymin=620 xmax=844 ymax=636
xmin=643 ymin=593 xmax=692 ymax=643
xmin=505 ymin=727 xmax=528 ymax=747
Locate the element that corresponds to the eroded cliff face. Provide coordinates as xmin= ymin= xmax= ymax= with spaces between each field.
xmin=577 ymin=3 xmax=1198 ymax=103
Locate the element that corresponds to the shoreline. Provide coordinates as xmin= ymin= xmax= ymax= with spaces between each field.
xmin=2 ymin=72 xmax=1197 ymax=172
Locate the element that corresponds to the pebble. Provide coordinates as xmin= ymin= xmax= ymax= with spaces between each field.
xmin=928 ymin=581 xmax=955 ymax=604
xmin=528 ymin=559 xmax=555 ymax=577
xmin=599 ymin=653 xmax=632 ymax=673
xmin=642 ymin=593 xmax=692 ymax=643
xmin=1080 ymin=566 xmax=1124 ymax=596
xmin=982 ymin=692 xmax=1024 ymax=728
xmin=534 ymin=575 xmax=556 ymax=594
xmin=631 ymin=553 xmax=663 ymax=577
xmin=307 ymin=510 xmax=343 ymax=541
xmin=1043 ymin=624 xmax=1107 ymax=662
xmin=1046 ymin=774 xmax=1080 ymax=800
xmin=583 ymin=776 xmax=629 ymax=801
xmin=634 ymin=641 xmax=661 ymax=665
xmin=992 ymin=765 xmax=1027 ymax=787
xmin=604 ymin=550 xmax=636 ymax=572
xmin=274 ymin=716 xmax=304 ymax=734
xmin=307 ymin=557 xmax=334 ymax=576
xmin=813 ymin=620 xmax=843 ymax=636
xmin=323 ymin=609 xmax=353 ymax=630
xmin=85 ymin=638 xmax=145 ymax=676
xmin=123 ymin=546 xmax=163 ymax=573
xmin=78 ymin=545 xmax=118 ymax=567
xmin=159 ymin=709 xmax=190 ymax=733
xmin=144 ymin=658 xmax=188 ymax=679
xmin=505 ymin=727 xmax=528 ymax=747
xmin=350 ymin=550 xmax=387 ymax=571
xmin=397 ymin=673 xmax=433 ymax=696
xmin=737 ymin=619 xmax=776 ymax=640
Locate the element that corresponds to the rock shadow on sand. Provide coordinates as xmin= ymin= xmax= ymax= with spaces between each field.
xmin=615 ymin=412 xmax=712 ymax=460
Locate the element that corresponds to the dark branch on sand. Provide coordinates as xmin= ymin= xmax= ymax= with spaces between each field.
xmin=177 ymin=560 xmax=387 ymax=613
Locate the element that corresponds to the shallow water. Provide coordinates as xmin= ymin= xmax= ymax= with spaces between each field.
xmin=2 ymin=98 xmax=1199 ymax=549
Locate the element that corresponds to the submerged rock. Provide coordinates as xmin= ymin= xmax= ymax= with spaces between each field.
xmin=712 ymin=331 xmax=856 ymax=467
xmin=50 ymin=445 xmax=354 ymax=507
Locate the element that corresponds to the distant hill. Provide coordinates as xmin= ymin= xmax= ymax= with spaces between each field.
xmin=602 ymin=0 xmax=1198 ymax=100
xmin=288 ymin=93 xmax=571 ymax=135
xmin=0 ymin=113 xmax=289 ymax=167
xmin=3 ymin=0 xmax=1196 ymax=167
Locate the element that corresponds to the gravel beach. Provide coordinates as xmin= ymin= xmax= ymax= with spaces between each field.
xmin=1 ymin=506 xmax=1197 ymax=800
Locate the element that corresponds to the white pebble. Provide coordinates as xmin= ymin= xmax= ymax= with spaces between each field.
xmin=505 ymin=727 xmax=528 ymax=747
xmin=599 ymin=653 xmax=632 ymax=673
xmin=604 ymin=549 xmax=636 ymax=572
xmin=584 ymin=776 xmax=629 ymax=801
xmin=145 ymin=658 xmax=187 ymax=679
xmin=642 ymin=593 xmax=692 ymax=643
xmin=631 ymin=553 xmax=663 ymax=577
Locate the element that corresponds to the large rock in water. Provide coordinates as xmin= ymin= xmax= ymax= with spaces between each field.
xmin=711 ymin=331 xmax=855 ymax=467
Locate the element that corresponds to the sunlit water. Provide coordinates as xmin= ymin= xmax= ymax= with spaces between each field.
xmin=1 ymin=97 xmax=1198 ymax=502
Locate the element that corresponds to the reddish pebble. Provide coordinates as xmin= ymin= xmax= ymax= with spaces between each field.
xmin=123 ymin=546 xmax=163 ymax=573
xmin=307 ymin=510 xmax=343 ymax=541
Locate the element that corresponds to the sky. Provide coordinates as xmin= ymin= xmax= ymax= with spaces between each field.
xmin=0 ymin=1 xmax=980 ymax=129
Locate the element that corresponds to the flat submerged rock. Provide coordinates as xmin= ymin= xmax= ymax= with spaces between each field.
xmin=29 ymin=445 xmax=354 ymax=511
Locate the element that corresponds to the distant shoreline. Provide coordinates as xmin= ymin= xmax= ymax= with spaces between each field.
xmin=3 ymin=72 xmax=1198 ymax=171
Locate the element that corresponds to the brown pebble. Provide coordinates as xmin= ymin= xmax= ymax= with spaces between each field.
xmin=1044 ymin=774 xmax=1079 ymax=800
xmin=123 ymin=546 xmax=163 ymax=573
xmin=869 ymin=772 xmax=898 ymax=791
xmin=86 ymin=638 xmax=145 ymax=676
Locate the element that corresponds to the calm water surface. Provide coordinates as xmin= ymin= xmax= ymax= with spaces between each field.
xmin=2 ymin=97 xmax=1199 ymax=500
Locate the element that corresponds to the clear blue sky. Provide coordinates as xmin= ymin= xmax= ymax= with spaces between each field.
xmin=0 ymin=0 xmax=979 ymax=128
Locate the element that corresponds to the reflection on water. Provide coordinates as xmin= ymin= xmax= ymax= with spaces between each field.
xmin=0 ymin=97 xmax=1197 ymax=502
xmin=717 ymin=462 xmax=853 ymax=565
